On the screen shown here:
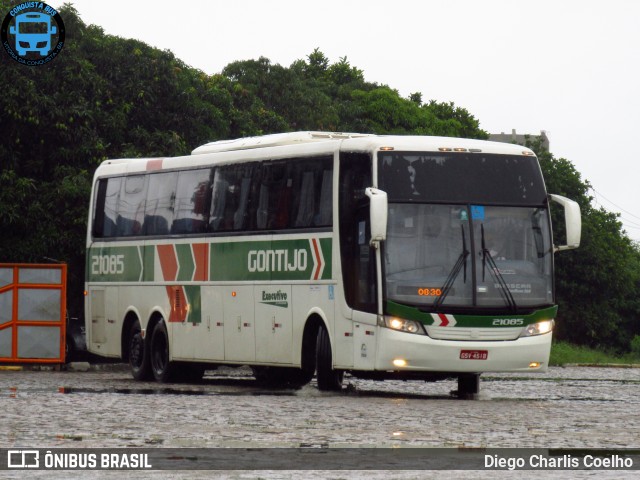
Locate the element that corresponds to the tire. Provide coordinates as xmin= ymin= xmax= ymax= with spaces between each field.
xmin=129 ymin=319 xmax=151 ymax=381
xmin=150 ymin=320 xmax=174 ymax=383
xmin=456 ymin=373 xmax=481 ymax=399
xmin=316 ymin=326 xmax=343 ymax=391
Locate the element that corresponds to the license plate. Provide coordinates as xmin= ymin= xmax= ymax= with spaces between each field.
xmin=460 ymin=349 xmax=488 ymax=360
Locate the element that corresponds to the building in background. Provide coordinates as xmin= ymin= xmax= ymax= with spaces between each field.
xmin=489 ymin=129 xmax=549 ymax=151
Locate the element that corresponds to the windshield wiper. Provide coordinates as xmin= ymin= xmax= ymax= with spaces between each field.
xmin=433 ymin=225 xmax=468 ymax=309
xmin=481 ymin=224 xmax=517 ymax=312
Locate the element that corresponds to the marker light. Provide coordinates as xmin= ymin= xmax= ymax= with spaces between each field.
xmin=529 ymin=362 xmax=541 ymax=368
xmin=380 ymin=146 xmax=394 ymax=151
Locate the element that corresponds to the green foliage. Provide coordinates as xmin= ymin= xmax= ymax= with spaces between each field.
xmin=0 ymin=5 xmax=486 ymax=319
xmin=4 ymin=4 xmax=637 ymax=359
xmin=526 ymin=140 xmax=640 ymax=353
xmin=631 ymin=336 xmax=640 ymax=357
xmin=549 ymin=341 xmax=640 ymax=366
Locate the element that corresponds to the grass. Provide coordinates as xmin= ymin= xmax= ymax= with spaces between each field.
xmin=550 ymin=341 xmax=640 ymax=366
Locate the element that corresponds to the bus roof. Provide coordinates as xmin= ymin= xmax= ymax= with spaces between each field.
xmin=191 ymin=131 xmax=535 ymax=157
xmin=95 ymin=132 xmax=536 ymax=177
xmin=191 ymin=131 xmax=374 ymax=155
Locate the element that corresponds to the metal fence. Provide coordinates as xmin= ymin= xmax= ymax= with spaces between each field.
xmin=0 ymin=264 xmax=67 ymax=363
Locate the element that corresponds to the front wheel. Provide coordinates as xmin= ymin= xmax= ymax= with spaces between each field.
xmin=150 ymin=320 xmax=174 ymax=383
xmin=455 ymin=373 xmax=480 ymax=399
xmin=316 ymin=326 xmax=343 ymax=391
xmin=129 ymin=319 xmax=151 ymax=381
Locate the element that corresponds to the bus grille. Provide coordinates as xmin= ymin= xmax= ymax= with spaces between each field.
xmin=425 ymin=326 xmax=522 ymax=341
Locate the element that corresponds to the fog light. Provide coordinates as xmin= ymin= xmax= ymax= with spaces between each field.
xmin=393 ymin=358 xmax=407 ymax=368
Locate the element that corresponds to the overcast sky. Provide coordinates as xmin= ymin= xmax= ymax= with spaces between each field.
xmin=49 ymin=0 xmax=640 ymax=241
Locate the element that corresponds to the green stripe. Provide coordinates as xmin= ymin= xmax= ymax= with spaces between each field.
xmin=88 ymin=238 xmax=333 ymax=283
xmin=176 ymin=244 xmax=195 ymax=281
xmin=184 ymin=285 xmax=201 ymax=323
xmin=386 ymin=301 xmax=558 ymax=327
xmin=87 ymin=246 xmax=142 ymax=282
xmin=210 ymin=239 xmax=332 ymax=281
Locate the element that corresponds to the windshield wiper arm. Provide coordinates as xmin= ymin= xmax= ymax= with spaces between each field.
xmin=433 ymin=225 xmax=469 ymax=309
xmin=480 ymin=224 xmax=517 ymax=312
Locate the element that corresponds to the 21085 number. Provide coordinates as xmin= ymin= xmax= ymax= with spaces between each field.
xmin=91 ymin=254 xmax=124 ymax=275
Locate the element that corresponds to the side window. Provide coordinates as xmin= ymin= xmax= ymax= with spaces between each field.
xmin=290 ymin=156 xmax=333 ymax=229
xmin=144 ymin=172 xmax=178 ymax=236
xmin=172 ymin=169 xmax=212 ymax=234
xmin=92 ymin=177 xmax=121 ymax=238
xmin=209 ymin=164 xmax=255 ymax=232
xmin=339 ymin=152 xmax=375 ymax=312
xmin=256 ymin=161 xmax=291 ymax=230
xmin=116 ymin=175 xmax=148 ymax=237
xmin=208 ymin=156 xmax=333 ymax=233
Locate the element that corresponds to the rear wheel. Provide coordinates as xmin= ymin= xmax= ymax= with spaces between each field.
xmin=316 ymin=325 xmax=343 ymax=391
xmin=129 ymin=319 xmax=151 ymax=381
xmin=150 ymin=320 xmax=174 ymax=383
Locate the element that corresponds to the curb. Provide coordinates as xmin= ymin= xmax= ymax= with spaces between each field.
xmin=0 ymin=363 xmax=129 ymax=372
xmin=562 ymin=363 xmax=640 ymax=369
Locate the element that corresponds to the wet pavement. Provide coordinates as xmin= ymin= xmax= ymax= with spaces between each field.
xmin=1 ymin=365 xmax=639 ymax=478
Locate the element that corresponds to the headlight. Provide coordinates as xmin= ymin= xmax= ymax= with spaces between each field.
xmin=382 ymin=316 xmax=426 ymax=335
xmin=520 ymin=320 xmax=554 ymax=337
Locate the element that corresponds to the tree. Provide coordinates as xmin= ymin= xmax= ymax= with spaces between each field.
xmin=527 ymin=139 xmax=640 ymax=352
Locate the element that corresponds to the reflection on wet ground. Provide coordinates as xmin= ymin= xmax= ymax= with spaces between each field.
xmin=1 ymin=366 xmax=639 ymax=453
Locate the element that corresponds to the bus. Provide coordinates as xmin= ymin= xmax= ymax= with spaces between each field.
xmin=85 ymin=132 xmax=581 ymax=396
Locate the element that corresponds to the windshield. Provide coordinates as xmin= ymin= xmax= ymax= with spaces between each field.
xmin=384 ymin=204 xmax=553 ymax=311
xmin=378 ymin=151 xmax=547 ymax=205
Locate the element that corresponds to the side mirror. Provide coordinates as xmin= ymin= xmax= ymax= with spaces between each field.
xmin=365 ymin=187 xmax=388 ymax=243
xmin=549 ymin=194 xmax=581 ymax=251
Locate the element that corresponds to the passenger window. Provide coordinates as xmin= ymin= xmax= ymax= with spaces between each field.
xmin=93 ymin=177 xmax=121 ymax=238
xmin=116 ymin=175 xmax=147 ymax=236
xmin=209 ymin=164 xmax=255 ymax=232
xmin=172 ymin=169 xmax=212 ymax=234
xmin=144 ymin=172 xmax=177 ymax=236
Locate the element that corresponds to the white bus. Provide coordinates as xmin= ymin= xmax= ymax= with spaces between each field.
xmin=85 ymin=132 xmax=581 ymax=396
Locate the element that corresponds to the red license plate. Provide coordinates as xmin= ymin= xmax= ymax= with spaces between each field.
xmin=460 ymin=349 xmax=488 ymax=360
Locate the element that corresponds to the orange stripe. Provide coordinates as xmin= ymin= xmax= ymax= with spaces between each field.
xmin=146 ymin=158 xmax=163 ymax=171
xmin=311 ymin=238 xmax=322 ymax=280
xmin=192 ymin=243 xmax=209 ymax=282
xmin=157 ymin=244 xmax=178 ymax=281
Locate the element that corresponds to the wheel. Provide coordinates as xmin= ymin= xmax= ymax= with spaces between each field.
xmin=456 ymin=373 xmax=480 ymax=399
xmin=129 ymin=319 xmax=151 ymax=381
xmin=150 ymin=320 xmax=174 ymax=382
xmin=316 ymin=326 xmax=343 ymax=391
